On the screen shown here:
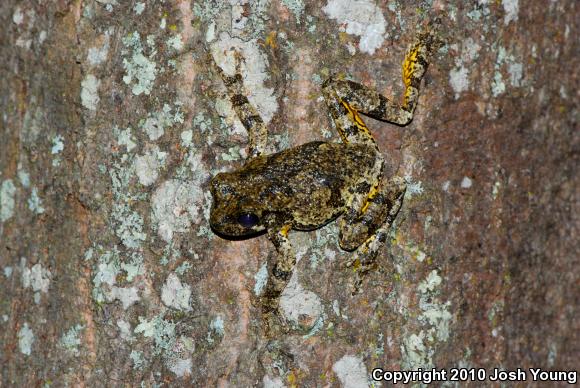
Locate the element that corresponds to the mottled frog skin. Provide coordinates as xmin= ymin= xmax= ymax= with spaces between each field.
xmin=208 ymin=32 xmax=437 ymax=335
xmin=211 ymin=142 xmax=376 ymax=236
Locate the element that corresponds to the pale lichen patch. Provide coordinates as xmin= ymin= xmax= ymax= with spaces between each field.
xmin=401 ymin=332 xmax=430 ymax=369
xmin=207 ymin=316 xmax=225 ymax=345
xmin=491 ymin=71 xmax=506 ymax=97
xmin=210 ymin=316 xmax=224 ymax=336
xmin=418 ymin=270 xmax=442 ymax=293
xmin=109 ymin=162 xmax=147 ymax=249
xmin=161 ymin=273 xmax=192 ymax=311
xmin=502 ymin=0 xmax=519 ymax=25
xmin=134 ymin=154 xmax=158 ymax=186
xmin=491 ymin=45 xmax=523 ymax=97
xmin=175 ymin=260 xmax=193 ymax=275
xmin=167 ymin=357 xmax=192 ymax=377
xmin=130 ymin=350 xmax=145 ymax=370
xmin=59 ymin=324 xmax=84 ymax=355
xmin=81 ymin=74 xmax=101 ymax=110
xmin=17 ymin=167 xmax=30 ymax=188
xmin=279 ymin=274 xmax=323 ymax=330
xmin=107 ymin=286 xmax=140 ymax=309
xmin=116 ymin=127 xmax=137 ymax=152
xmin=253 ymin=262 xmax=268 ymax=295
xmin=281 ymin=0 xmax=305 ymax=23
xmin=420 ymin=308 xmax=452 ymax=342
xmin=332 ymin=354 xmax=369 ymax=388
xmin=92 ymin=248 xmax=142 ymax=306
xmin=13 ymin=8 xmax=24 ymax=25
xmin=263 ymin=375 xmax=286 ymax=388
xmin=122 ymin=32 xmax=157 ymax=96
xmin=461 ymin=38 xmax=481 ymax=63
xmin=404 ymin=174 xmax=425 ymax=199
xmin=21 ymin=260 xmax=51 ymax=304
xmin=402 ymin=270 xmax=452 ymax=369
xmin=134 ymin=314 xmax=176 ymax=355
xmin=51 ymin=134 xmax=64 ymax=154
xmin=0 ymin=179 xmax=16 ymax=222
xmin=461 ymin=176 xmax=473 ymax=189
xmin=94 ymin=260 xmax=119 ymax=290
xmin=165 ymin=336 xmax=195 ymax=377
xmin=51 ymin=134 xmax=64 ymax=167
xmin=508 ymin=62 xmax=523 ymax=87
xmin=449 ymin=39 xmax=481 ymax=99
xmin=323 ymin=0 xmax=387 ymax=55
xmin=140 ymin=103 xmax=184 ymax=141
xmin=87 ymin=31 xmax=110 ymax=65
xmin=166 ymin=34 xmax=184 ymax=51
xmin=492 ymin=180 xmax=501 ymax=200
xmin=18 ymin=322 xmax=34 ymax=356
xmin=449 ymin=66 xmax=469 ymax=99
xmin=180 ymin=129 xmax=193 ymax=148
xmin=133 ymin=2 xmax=145 ymax=15
xmin=27 ymin=187 xmax=45 ymax=214
xmin=134 ymin=147 xmax=166 ymax=187
xmin=117 ymin=320 xmax=134 ymax=342
xmin=151 ymin=179 xmax=202 ymax=242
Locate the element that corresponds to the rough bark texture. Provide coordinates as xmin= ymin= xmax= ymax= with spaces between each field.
xmin=1 ymin=0 xmax=578 ymax=386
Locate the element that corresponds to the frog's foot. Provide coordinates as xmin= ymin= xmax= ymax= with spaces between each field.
xmin=340 ymin=176 xmax=406 ymax=253
xmin=401 ymin=29 xmax=441 ymax=113
xmin=260 ymin=302 xmax=290 ymax=337
xmin=258 ymin=340 xmax=296 ymax=377
xmin=343 ymin=174 xmax=405 ymax=294
xmin=346 ymin=231 xmax=386 ymax=295
xmin=350 ymin=268 xmax=375 ymax=296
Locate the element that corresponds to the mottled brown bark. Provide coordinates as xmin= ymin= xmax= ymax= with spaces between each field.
xmin=1 ymin=0 xmax=578 ymax=386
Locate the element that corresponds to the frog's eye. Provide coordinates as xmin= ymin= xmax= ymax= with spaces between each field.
xmin=237 ymin=213 xmax=259 ymax=228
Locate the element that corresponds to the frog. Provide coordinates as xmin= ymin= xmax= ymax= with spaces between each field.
xmin=208 ymin=31 xmax=437 ymax=334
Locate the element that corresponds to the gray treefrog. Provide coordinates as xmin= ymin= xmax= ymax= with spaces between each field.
xmin=208 ymin=32 xmax=437 ymax=335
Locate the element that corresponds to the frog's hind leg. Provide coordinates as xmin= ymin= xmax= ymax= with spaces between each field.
xmin=207 ymin=49 xmax=268 ymax=158
xmin=339 ymin=176 xmax=405 ymax=248
xmin=322 ymin=31 xmax=437 ymax=134
xmin=339 ymin=176 xmax=406 ymax=294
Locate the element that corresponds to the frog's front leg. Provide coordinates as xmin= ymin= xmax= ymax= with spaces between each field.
xmin=260 ymin=224 xmax=295 ymax=335
xmin=207 ymin=49 xmax=268 ymax=158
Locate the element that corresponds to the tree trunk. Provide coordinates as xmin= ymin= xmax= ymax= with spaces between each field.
xmin=1 ymin=0 xmax=578 ymax=386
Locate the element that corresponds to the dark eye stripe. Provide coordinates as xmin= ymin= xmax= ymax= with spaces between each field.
xmin=237 ymin=213 xmax=259 ymax=228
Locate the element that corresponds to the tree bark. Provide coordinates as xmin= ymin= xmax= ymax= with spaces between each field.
xmin=1 ymin=0 xmax=578 ymax=386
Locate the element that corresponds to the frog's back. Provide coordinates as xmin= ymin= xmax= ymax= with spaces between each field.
xmin=239 ymin=141 xmax=379 ymax=229
xmin=260 ymin=141 xmax=377 ymax=180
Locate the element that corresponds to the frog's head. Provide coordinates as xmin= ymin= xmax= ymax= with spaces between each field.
xmin=209 ymin=172 xmax=267 ymax=237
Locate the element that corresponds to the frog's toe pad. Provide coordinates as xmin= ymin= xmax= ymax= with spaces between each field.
xmin=262 ymin=311 xmax=290 ymax=337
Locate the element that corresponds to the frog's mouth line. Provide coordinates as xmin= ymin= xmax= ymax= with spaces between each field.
xmin=209 ymin=225 xmax=266 ymax=241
